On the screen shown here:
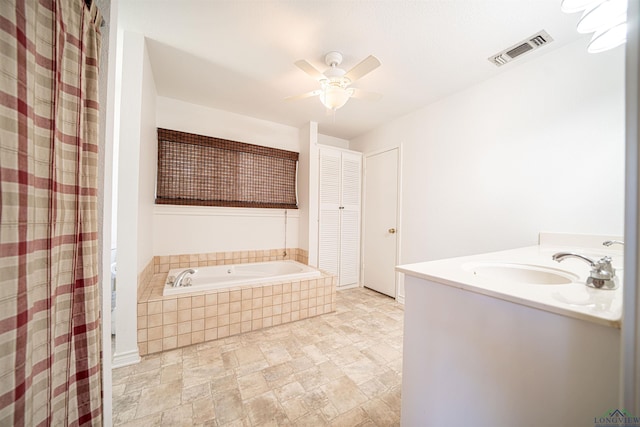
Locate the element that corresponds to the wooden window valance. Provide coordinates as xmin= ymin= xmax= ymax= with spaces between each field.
xmin=156 ymin=128 xmax=298 ymax=209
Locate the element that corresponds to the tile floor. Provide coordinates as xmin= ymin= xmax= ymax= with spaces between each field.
xmin=112 ymin=287 xmax=404 ymax=426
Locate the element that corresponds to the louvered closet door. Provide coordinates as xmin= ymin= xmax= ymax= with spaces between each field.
xmin=339 ymin=152 xmax=362 ymax=286
xmin=318 ymin=149 xmax=341 ymax=277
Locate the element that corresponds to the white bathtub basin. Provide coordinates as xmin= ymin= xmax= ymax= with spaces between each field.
xmin=163 ymin=260 xmax=322 ymax=296
xmin=463 ymin=262 xmax=579 ymax=285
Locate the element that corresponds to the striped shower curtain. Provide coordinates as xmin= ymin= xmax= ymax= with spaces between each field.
xmin=0 ymin=0 xmax=103 ymax=425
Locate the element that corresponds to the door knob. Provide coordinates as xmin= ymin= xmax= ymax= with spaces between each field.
xmin=388 ymin=228 xmax=396 ymax=234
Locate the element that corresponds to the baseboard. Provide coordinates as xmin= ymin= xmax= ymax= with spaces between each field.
xmin=112 ymin=349 xmax=141 ymax=368
xmin=337 ymin=283 xmax=360 ymax=291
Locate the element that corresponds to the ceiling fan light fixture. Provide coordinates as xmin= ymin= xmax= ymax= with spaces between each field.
xmin=576 ymin=0 xmax=627 ymax=34
xmin=561 ymin=0 xmax=629 ymax=53
xmin=320 ymin=84 xmax=352 ymax=110
xmin=587 ymin=18 xmax=627 ymax=52
xmin=561 ymin=0 xmax=602 ymax=13
xmin=288 ymin=51 xmax=380 ymax=111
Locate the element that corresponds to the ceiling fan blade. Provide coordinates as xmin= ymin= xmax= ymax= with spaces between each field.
xmin=350 ymin=88 xmax=382 ymax=101
xmin=294 ymin=60 xmax=325 ymax=81
xmin=344 ymin=55 xmax=381 ymax=83
xmin=285 ymin=89 xmax=322 ymax=101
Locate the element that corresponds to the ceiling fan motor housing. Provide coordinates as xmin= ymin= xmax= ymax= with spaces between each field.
xmin=325 ymin=51 xmax=343 ymax=67
xmin=323 ymin=52 xmax=349 ymax=85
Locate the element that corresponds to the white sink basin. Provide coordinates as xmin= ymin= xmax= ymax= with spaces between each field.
xmin=463 ymin=263 xmax=579 ymax=285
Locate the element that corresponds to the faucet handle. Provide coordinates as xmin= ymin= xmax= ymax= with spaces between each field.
xmin=603 ymin=240 xmax=624 ymax=247
xmin=588 ymin=256 xmax=618 ymax=289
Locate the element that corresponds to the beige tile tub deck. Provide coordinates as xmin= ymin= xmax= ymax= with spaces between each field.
xmin=137 ymin=266 xmax=336 ymax=356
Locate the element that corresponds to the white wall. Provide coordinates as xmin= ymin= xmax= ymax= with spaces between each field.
xmin=298 ymin=122 xmax=320 ymax=266
xmin=113 ymin=31 xmax=156 ymax=366
xmin=318 ymin=133 xmax=349 ymax=149
xmin=156 ymin=97 xmax=300 ymax=152
xmin=622 ymin=0 xmax=640 ymax=412
xmin=154 ymin=206 xmax=299 ymax=256
xmin=110 ymin=29 xmax=122 ymax=254
xmin=297 ymin=124 xmax=312 ymax=255
xmin=351 ymin=40 xmax=625 ymax=265
xmin=138 ymin=44 xmax=157 ymax=270
xmin=153 ymin=98 xmax=302 ymax=255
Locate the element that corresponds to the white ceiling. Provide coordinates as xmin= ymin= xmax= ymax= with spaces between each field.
xmin=118 ymin=1 xmax=584 ymax=140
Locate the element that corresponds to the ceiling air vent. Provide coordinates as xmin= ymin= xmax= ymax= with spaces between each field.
xmin=489 ymin=30 xmax=553 ymax=67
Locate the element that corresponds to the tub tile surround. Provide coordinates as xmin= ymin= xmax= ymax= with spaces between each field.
xmin=136 ymin=248 xmax=309 ymax=300
xmin=136 ymin=258 xmax=155 ymax=301
xmin=154 ymin=247 xmax=309 ymax=275
xmin=113 ymin=287 xmax=403 ymax=426
xmin=136 ymin=248 xmax=334 ymax=356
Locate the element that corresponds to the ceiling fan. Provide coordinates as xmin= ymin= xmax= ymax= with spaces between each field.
xmin=286 ymin=51 xmax=381 ymax=111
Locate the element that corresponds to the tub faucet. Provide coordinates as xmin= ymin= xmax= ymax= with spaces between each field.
xmin=173 ymin=268 xmax=196 ymax=287
xmin=603 ymin=240 xmax=624 ymax=247
xmin=552 ymin=252 xmax=618 ymax=290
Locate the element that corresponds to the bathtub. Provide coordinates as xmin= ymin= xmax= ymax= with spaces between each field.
xmin=163 ymin=260 xmax=322 ymax=296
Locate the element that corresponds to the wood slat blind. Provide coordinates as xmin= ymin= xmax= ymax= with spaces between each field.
xmin=156 ymin=128 xmax=299 ymax=209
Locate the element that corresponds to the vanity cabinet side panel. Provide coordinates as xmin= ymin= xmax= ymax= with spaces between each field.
xmin=401 ymin=275 xmax=620 ymax=427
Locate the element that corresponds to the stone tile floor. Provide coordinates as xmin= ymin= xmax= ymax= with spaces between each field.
xmin=112 ymin=287 xmax=404 ymax=426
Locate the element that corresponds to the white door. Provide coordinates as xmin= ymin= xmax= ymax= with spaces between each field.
xmin=318 ymin=148 xmax=362 ymax=287
xmin=363 ymin=148 xmax=399 ymax=297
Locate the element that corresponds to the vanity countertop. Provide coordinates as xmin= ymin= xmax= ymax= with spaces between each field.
xmin=397 ymin=244 xmax=623 ymax=328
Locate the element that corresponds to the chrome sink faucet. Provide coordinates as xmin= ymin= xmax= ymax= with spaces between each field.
xmin=552 ymin=252 xmax=618 ymax=290
xmin=173 ymin=268 xmax=196 ymax=287
xmin=602 ymin=240 xmax=624 ymax=247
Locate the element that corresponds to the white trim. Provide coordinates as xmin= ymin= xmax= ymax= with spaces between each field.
xmin=360 ymin=154 xmax=368 ymax=291
xmin=622 ymin=0 xmax=640 ymax=413
xmin=396 ymin=144 xmax=404 ymax=303
xmin=154 ymin=204 xmax=301 ymax=218
xmin=111 ymin=349 xmax=141 ymax=369
xmin=316 ymin=143 xmax=361 ymax=155
xmin=100 ymin=1 xmax=118 ymax=424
